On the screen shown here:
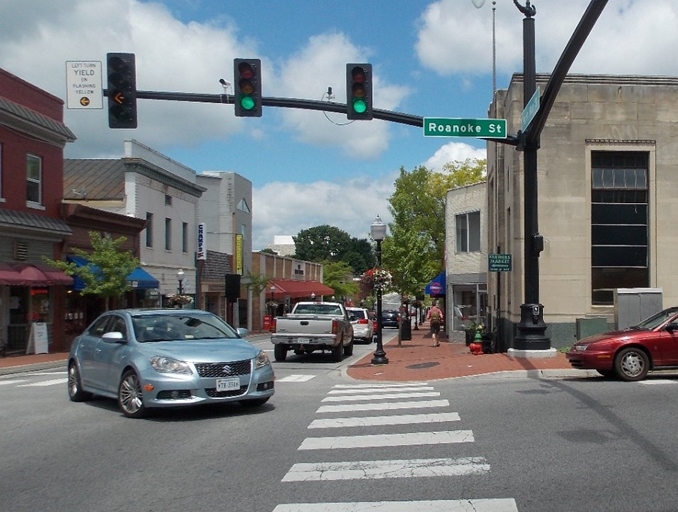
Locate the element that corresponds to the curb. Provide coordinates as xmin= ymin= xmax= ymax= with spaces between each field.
xmin=0 ymin=359 xmax=67 ymax=376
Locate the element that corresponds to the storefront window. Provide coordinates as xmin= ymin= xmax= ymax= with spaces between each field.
xmin=30 ymin=288 xmax=50 ymax=322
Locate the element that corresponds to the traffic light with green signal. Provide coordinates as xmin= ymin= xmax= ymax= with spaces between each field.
xmin=233 ymin=58 xmax=262 ymax=117
xmin=346 ymin=63 xmax=373 ymax=120
xmin=106 ymin=53 xmax=137 ymax=129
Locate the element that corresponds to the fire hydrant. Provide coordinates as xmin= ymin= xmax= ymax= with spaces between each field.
xmin=469 ymin=328 xmax=484 ymax=355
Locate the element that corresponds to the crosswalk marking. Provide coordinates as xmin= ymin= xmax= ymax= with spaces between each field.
xmin=332 ymin=383 xmax=429 ymax=389
xmin=308 ymin=412 xmax=461 ymax=429
xmin=0 ymin=379 xmax=29 ymax=386
xmin=17 ymin=378 xmax=68 ymax=387
xmin=322 ymin=391 xmax=439 ymax=402
xmin=328 ymin=386 xmax=434 ymax=395
xmin=276 ymin=375 xmax=316 ymax=382
xmin=639 ymin=379 xmax=677 ymax=385
xmin=273 ymin=499 xmax=519 ymax=511
xmin=282 ymin=456 xmax=490 ymax=482
xmin=298 ymin=430 xmax=474 ymax=450
xmin=317 ymin=399 xmax=449 ymax=414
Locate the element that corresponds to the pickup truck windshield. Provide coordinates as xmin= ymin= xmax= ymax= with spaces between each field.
xmin=293 ymin=305 xmax=343 ymax=315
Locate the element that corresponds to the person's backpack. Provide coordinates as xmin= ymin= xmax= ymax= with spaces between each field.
xmin=430 ymin=309 xmax=441 ymax=323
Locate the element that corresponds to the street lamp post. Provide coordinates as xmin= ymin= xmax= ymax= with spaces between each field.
xmin=370 ymin=215 xmax=388 ymax=365
xmin=176 ymin=269 xmax=185 ymax=309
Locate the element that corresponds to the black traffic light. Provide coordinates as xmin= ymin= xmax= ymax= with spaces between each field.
xmin=233 ymin=58 xmax=262 ymax=117
xmin=346 ymin=63 xmax=373 ymax=120
xmin=106 ymin=53 xmax=137 ymax=129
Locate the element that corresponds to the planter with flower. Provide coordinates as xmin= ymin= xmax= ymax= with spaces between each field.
xmin=360 ymin=267 xmax=393 ymax=292
xmin=167 ymin=294 xmax=193 ymax=308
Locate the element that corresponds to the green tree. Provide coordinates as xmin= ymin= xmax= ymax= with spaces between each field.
xmin=321 ymin=260 xmax=358 ymax=300
xmin=294 ymin=225 xmax=374 ymax=274
xmin=383 ymin=159 xmax=486 ymax=294
xmin=44 ymin=231 xmax=139 ymax=311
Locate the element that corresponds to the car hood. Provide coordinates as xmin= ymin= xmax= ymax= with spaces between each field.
xmin=138 ymin=338 xmax=259 ymax=363
xmin=578 ymin=328 xmax=652 ymax=345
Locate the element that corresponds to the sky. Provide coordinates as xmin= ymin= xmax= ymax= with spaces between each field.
xmin=1 ymin=0 xmax=678 ymax=250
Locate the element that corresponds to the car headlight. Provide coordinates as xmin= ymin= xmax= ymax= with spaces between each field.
xmin=150 ymin=356 xmax=193 ymax=374
xmin=254 ymin=350 xmax=271 ymax=369
xmin=574 ymin=344 xmax=589 ymax=351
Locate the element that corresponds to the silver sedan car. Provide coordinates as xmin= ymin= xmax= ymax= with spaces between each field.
xmin=68 ymin=309 xmax=274 ymax=418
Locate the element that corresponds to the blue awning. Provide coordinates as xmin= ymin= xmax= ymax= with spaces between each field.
xmin=67 ymin=255 xmax=158 ymax=290
xmin=126 ymin=266 xmax=159 ymax=289
xmin=425 ymin=272 xmax=446 ymax=297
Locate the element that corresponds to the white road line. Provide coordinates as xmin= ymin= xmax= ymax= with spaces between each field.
xmin=298 ymin=430 xmax=474 ymax=450
xmin=0 ymin=380 xmax=29 ymax=386
xmin=308 ymin=412 xmax=461 ymax=429
xmin=328 ymin=386 xmax=434 ymax=395
xmin=282 ymin=456 xmax=490 ymax=482
xmin=333 ymin=383 xmax=429 ymax=389
xmin=17 ymin=378 xmax=68 ymax=387
xmin=322 ymin=391 xmax=439 ymax=402
xmin=317 ymin=399 xmax=449 ymax=414
xmin=639 ymin=379 xmax=677 ymax=385
xmin=277 ymin=375 xmax=316 ymax=382
xmin=35 ymin=371 xmax=67 ymax=376
xmin=273 ymin=499 xmax=518 ymax=512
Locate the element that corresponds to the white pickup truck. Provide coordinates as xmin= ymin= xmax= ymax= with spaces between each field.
xmin=270 ymin=301 xmax=354 ymax=362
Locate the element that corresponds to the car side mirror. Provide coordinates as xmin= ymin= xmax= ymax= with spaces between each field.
xmin=665 ymin=323 xmax=678 ymax=333
xmin=102 ymin=331 xmax=126 ymax=343
xmin=237 ymin=327 xmax=250 ymax=338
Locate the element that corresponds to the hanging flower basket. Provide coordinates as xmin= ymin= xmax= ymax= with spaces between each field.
xmin=360 ymin=268 xmax=392 ymax=291
xmin=167 ymin=294 xmax=193 ymax=307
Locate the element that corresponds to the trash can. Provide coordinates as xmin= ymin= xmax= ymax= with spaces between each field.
xmin=401 ymin=315 xmax=412 ymax=340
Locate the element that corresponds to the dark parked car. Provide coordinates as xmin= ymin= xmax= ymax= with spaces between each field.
xmin=566 ymin=306 xmax=678 ymax=381
xmin=381 ymin=309 xmax=400 ymax=328
xmin=68 ymin=309 xmax=275 ymax=418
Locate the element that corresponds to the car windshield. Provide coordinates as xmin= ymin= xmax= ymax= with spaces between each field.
xmin=348 ymin=310 xmax=366 ymax=320
xmin=293 ymin=305 xmax=343 ymax=315
xmin=132 ymin=313 xmax=239 ymax=342
xmin=631 ymin=308 xmax=678 ymax=330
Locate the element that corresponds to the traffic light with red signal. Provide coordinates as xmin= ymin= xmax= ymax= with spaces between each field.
xmin=106 ymin=53 xmax=137 ymax=129
xmin=233 ymin=59 xmax=262 ymax=117
xmin=346 ymin=63 xmax=373 ymax=120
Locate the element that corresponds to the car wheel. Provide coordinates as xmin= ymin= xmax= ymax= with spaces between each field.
xmin=614 ymin=347 xmax=649 ymax=381
xmin=332 ymin=341 xmax=343 ymax=362
xmin=344 ymin=336 xmax=354 ymax=357
xmin=274 ymin=344 xmax=288 ymax=362
xmin=118 ymin=370 xmax=148 ymax=418
xmin=240 ymin=397 xmax=270 ymax=407
xmin=67 ymin=362 xmax=92 ymax=402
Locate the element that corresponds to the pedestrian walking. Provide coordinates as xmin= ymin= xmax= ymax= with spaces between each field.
xmin=427 ymin=302 xmax=444 ymax=347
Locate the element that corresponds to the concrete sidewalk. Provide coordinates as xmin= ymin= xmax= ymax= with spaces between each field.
xmin=0 ymin=323 xmax=583 ymax=380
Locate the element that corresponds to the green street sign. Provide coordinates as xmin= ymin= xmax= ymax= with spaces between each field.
xmin=423 ymin=118 xmax=507 ymax=138
xmin=488 ymin=253 xmax=512 ymax=272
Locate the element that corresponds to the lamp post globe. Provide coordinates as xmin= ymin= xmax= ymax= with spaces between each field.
xmin=370 ymin=215 xmax=388 ymax=365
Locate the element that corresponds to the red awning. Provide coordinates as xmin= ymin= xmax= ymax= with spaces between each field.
xmin=269 ymin=279 xmax=335 ymax=300
xmin=0 ymin=263 xmax=27 ymax=285
xmin=0 ymin=263 xmax=73 ymax=286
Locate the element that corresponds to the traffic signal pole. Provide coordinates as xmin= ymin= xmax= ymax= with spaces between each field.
xmin=104 ymin=89 xmax=425 ymax=127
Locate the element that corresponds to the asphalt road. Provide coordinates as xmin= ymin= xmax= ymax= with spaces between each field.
xmin=2 ymin=337 xmax=678 ymax=512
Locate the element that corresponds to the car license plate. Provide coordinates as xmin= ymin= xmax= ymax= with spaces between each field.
xmin=297 ymin=337 xmax=311 ymax=343
xmin=216 ymin=378 xmax=240 ymax=391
